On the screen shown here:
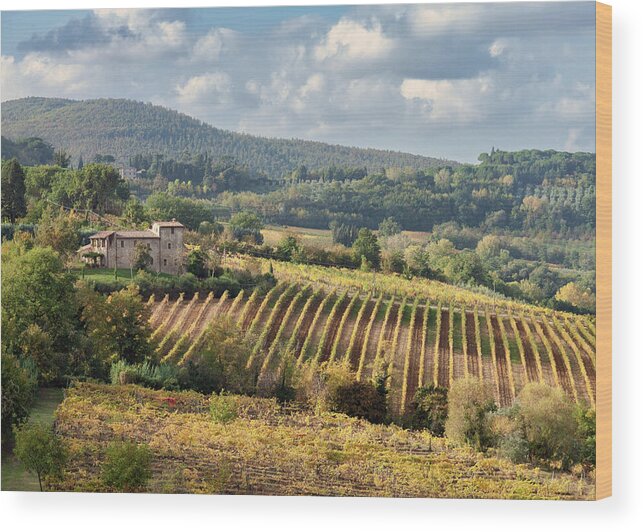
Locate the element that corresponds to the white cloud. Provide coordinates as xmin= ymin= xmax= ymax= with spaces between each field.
xmin=314 ymin=18 xmax=394 ymax=63
xmin=298 ymin=73 xmax=325 ymax=98
xmin=489 ymin=39 xmax=508 ymax=58
xmin=192 ymin=28 xmax=237 ymax=62
xmin=400 ymin=77 xmax=494 ymax=123
xmin=176 ymin=72 xmax=231 ymax=104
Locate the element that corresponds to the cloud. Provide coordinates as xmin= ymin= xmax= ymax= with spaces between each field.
xmin=314 ymin=18 xmax=394 ymax=63
xmin=400 ymin=77 xmax=494 ymax=123
xmin=175 ymin=72 xmax=231 ymax=104
xmin=192 ymin=28 xmax=238 ymax=62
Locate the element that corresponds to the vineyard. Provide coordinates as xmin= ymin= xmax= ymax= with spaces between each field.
xmin=51 ymin=383 xmax=594 ymax=498
xmin=147 ymin=282 xmax=596 ymax=413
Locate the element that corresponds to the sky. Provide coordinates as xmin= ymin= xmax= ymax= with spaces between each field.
xmin=1 ymin=2 xmax=596 ymax=162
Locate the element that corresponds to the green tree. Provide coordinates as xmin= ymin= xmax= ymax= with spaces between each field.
xmin=276 ymin=235 xmax=301 ymax=261
xmin=122 ymin=198 xmax=148 ymax=225
xmin=406 ymin=385 xmax=449 ymax=435
xmin=178 ymin=317 xmax=254 ymax=394
xmin=1 ymin=158 xmax=27 ymax=223
xmin=445 ymin=378 xmax=497 ymax=451
xmin=102 ymin=442 xmax=152 ymax=492
xmin=228 ymin=211 xmax=264 ymax=244
xmin=53 ymin=149 xmax=71 ymax=168
xmin=378 ymin=217 xmax=401 ymax=238
xmin=14 ymin=422 xmax=67 ymax=491
xmin=327 ymin=380 xmax=388 ymax=424
xmin=80 ymin=285 xmax=153 ymax=369
xmin=185 ymin=246 xmax=208 ymax=278
xmin=1 ymin=353 xmax=37 ymax=446
xmin=352 ymin=228 xmax=381 ymax=269
xmin=1 ymin=247 xmax=77 ymax=383
xmin=34 ymin=208 xmax=81 ymax=262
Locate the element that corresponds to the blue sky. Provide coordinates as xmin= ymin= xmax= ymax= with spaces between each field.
xmin=1 ymin=3 xmax=596 ymax=162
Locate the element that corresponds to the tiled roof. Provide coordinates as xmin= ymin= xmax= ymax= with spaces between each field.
xmin=153 ymin=220 xmax=185 ymax=227
xmin=115 ymin=230 xmax=159 ymax=239
xmin=89 ymin=231 xmax=115 ymax=239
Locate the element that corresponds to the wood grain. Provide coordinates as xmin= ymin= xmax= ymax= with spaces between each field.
xmin=595 ymin=1 xmax=612 ymax=501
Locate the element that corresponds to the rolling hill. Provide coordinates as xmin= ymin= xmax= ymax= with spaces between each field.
xmin=1 ymin=97 xmax=454 ymax=176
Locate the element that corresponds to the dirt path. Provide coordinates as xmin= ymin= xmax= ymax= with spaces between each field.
xmin=348 ymin=299 xmax=375 ymax=370
xmin=404 ymin=309 xmax=424 ymax=412
xmin=464 ymin=312 xmax=479 ymax=379
xmin=437 ymin=310 xmax=450 ymax=388
xmin=490 ymin=315 xmax=513 ymax=407
xmin=515 ymin=319 xmax=539 ymax=383
xmin=318 ymin=297 xmax=350 ymax=363
xmin=539 ymin=321 xmax=574 ymax=398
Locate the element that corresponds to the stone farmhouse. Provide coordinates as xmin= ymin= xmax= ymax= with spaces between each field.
xmin=81 ymin=220 xmax=185 ymax=275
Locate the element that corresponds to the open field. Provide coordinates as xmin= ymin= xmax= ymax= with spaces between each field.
xmin=1 ymin=388 xmax=64 ymax=492
xmin=72 ymin=268 xmax=175 ymax=283
xmin=50 ymin=383 xmax=594 ymax=498
xmin=148 ymin=283 xmax=596 ymax=413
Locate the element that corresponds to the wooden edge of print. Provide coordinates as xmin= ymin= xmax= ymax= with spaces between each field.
xmin=595 ymin=1 xmax=612 ymax=500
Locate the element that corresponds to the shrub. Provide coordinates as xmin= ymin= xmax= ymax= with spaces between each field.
xmin=110 ymin=360 xmax=179 ymax=390
xmin=405 ymin=385 xmax=449 ymax=435
xmin=14 ymin=422 xmax=67 ymax=491
xmin=575 ymin=406 xmax=596 ymax=468
xmin=210 ymin=393 xmax=238 ymax=424
xmin=327 ymin=380 xmax=388 ymax=424
xmin=510 ymin=383 xmax=581 ymax=468
xmin=102 ymin=442 xmax=152 ymax=492
xmin=445 ymin=378 xmax=497 ymax=451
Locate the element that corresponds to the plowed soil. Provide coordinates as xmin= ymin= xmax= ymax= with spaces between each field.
xmin=490 ymin=315 xmax=513 ymax=407
xmin=437 ymin=310 xmax=450 ymax=388
xmin=348 ymin=299 xmax=375 ymax=370
xmin=515 ymin=319 xmax=539 ymax=383
xmin=464 ymin=312 xmax=480 ymax=379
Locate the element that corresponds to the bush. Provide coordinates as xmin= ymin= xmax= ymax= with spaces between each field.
xmin=14 ymin=422 xmax=67 ymax=491
xmin=445 ymin=378 xmax=497 ymax=451
xmin=508 ymin=383 xmax=581 ymax=468
xmin=102 ymin=442 xmax=152 ymax=491
xmin=405 ymin=385 xmax=448 ymax=435
xmin=110 ymin=360 xmax=179 ymax=390
xmin=327 ymin=380 xmax=388 ymax=424
xmin=209 ymin=393 xmax=238 ymax=424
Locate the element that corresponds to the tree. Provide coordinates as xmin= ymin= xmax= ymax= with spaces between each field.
xmin=1 ymin=353 xmax=37 ymax=447
xmin=352 ymin=228 xmax=381 ymax=269
xmin=80 ymin=285 xmax=153 ymax=369
xmin=178 ymin=317 xmax=254 ymax=394
xmin=378 ymin=217 xmax=402 ymax=238
xmin=406 ymin=385 xmax=449 ymax=435
xmin=14 ymin=422 xmax=67 ymax=491
xmin=2 ymin=247 xmax=78 ymax=383
xmin=123 ymin=198 xmax=147 ymax=225
xmin=276 ymin=235 xmax=301 ymax=262
xmin=555 ymin=282 xmax=596 ymax=312
xmin=101 ymin=442 xmax=152 ymax=492
xmin=53 ymin=149 xmax=71 ymax=168
xmin=132 ymin=242 xmax=153 ymax=272
xmin=443 ymin=251 xmax=490 ymax=287
xmin=329 ymin=220 xmax=359 ymax=247
xmin=228 ymin=211 xmax=264 ymax=244
xmin=34 ymin=208 xmax=81 ymax=262
xmin=509 ymin=383 xmax=581 ymax=467
xmin=1 ymin=158 xmax=27 ymax=223
xmin=445 ymin=378 xmax=497 ymax=451
xmin=327 ymin=380 xmax=388 ymax=424
xmin=185 ymin=246 xmax=208 ymax=278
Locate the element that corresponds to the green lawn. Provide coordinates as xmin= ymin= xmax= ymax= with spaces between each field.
xmin=72 ymin=267 xmax=174 ymax=283
xmin=1 ymin=388 xmax=64 ymax=492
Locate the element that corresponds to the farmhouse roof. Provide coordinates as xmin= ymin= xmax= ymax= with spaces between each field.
xmin=153 ymin=220 xmax=185 ymax=228
xmin=115 ymin=230 xmax=159 ymax=239
xmin=89 ymin=230 xmax=115 ymax=239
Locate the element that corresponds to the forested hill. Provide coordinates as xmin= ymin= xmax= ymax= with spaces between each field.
xmin=1 ymin=97 xmax=453 ymax=176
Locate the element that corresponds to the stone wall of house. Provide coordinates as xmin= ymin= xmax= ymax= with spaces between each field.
xmin=154 ymin=226 xmax=184 ymax=275
xmin=113 ymin=238 xmax=160 ymax=271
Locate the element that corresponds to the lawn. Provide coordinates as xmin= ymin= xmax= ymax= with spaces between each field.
xmin=72 ymin=267 xmax=174 ymax=283
xmin=1 ymin=388 xmax=65 ymax=492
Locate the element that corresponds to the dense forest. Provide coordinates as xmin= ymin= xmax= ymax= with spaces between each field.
xmin=1 ymin=98 xmax=452 ymax=176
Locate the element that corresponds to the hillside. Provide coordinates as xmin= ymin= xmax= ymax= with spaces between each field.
xmin=1 ymin=97 xmax=453 ymax=176
xmin=51 ymin=383 xmax=594 ymax=498
xmin=147 ymin=274 xmax=596 ymax=416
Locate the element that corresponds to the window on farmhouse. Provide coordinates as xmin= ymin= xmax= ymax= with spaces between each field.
xmin=163 ymin=259 xmax=167 ymax=266
xmin=168 ymin=242 xmax=172 ymax=249
xmin=121 ymin=241 xmax=124 ymax=248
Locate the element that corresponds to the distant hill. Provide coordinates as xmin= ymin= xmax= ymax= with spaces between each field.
xmin=1 ymin=97 xmax=455 ymax=176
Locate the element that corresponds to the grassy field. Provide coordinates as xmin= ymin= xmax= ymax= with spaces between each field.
xmin=72 ymin=267 xmax=174 ymax=283
xmin=51 ymin=383 xmax=594 ymax=498
xmin=1 ymin=388 xmax=64 ymax=492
